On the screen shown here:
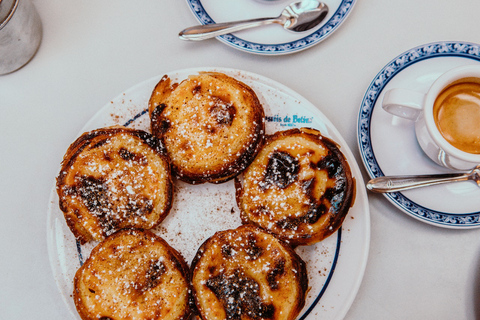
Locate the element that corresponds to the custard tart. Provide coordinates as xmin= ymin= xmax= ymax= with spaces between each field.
xmin=190 ymin=224 xmax=308 ymax=320
xmin=149 ymin=72 xmax=265 ymax=184
xmin=236 ymin=128 xmax=355 ymax=246
xmin=56 ymin=126 xmax=173 ymax=244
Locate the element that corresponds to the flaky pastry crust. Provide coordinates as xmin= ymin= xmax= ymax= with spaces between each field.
xmin=73 ymin=229 xmax=191 ymax=320
xmin=236 ymin=128 xmax=355 ymax=246
xmin=148 ymin=72 xmax=265 ymax=184
xmin=190 ymin=224 xmax=308 ymax=320
xmin=56 ymin=126 xmax=173 ymax=243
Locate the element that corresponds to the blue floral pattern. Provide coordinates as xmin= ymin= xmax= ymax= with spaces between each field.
xmin=358 ymin=41 xmax=480 ymax=227
xmin=186 ymin=0 xmax=356 ymax=54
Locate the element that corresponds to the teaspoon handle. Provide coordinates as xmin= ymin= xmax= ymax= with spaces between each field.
xmin=366 ymin=173 xmax=470 ymax=193
xmin=179 ymin=17 xmax=280 ymax=41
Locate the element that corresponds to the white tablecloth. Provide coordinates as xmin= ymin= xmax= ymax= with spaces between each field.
xmin=1 ymin=0 xmax=480 ymax=319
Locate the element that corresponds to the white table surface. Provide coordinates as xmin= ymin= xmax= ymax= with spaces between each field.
xmin=2 ymin=0 xmax=480 ymax=319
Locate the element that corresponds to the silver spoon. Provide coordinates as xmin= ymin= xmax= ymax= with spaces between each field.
xmin=366 ymin=165 xmax=480 ymax=193
xmin=179 ymin=0 xmax=328 ymax=41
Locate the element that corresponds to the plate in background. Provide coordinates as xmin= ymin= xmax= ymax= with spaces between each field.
xmin=184 ymin=0 xmax=356 ymax=55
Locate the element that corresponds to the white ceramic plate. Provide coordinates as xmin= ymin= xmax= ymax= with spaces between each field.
xmin=184 ymin=0 xmax=356 ymax=55
xmin=47 ymin=67 xmax=370 ymax=319
xmin=358 ymin=41 xmax=480 ymax=228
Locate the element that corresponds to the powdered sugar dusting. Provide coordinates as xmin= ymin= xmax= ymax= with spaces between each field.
xmin=153 ymin=180 xmax=241 ymax=264
xmin=48 ymin=68 xmax=368 ymax=320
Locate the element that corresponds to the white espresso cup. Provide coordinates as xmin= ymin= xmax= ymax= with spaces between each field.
xmin=382 ymin=65 xmax=480 ymax=170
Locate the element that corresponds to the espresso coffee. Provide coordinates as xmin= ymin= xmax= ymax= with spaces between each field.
xmin=433 ymin=77 xmax=480 ymax=154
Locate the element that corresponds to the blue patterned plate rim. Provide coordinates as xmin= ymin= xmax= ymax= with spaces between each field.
xmin=357 ymin=41 xmax=480 ymax=228
xmin=185 ymin=0 xmax=356 ymax=55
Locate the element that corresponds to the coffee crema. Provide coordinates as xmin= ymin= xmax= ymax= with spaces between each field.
xmin=433 ymin=77 xmax=480 ymax=154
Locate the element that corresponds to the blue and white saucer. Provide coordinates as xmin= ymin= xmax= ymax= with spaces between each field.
xmin=358 ymin=41 xmax=480 ymax=228
xmin=184 ymin=0 xmax=356 ymax=55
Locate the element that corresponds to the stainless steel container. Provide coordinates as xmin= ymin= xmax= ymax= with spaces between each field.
xmin=0 ymin=0 xmax=42 ymax=75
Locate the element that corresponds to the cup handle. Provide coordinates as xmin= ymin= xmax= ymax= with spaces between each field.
xmin=382 ymin=88 xmax=425 ymax=120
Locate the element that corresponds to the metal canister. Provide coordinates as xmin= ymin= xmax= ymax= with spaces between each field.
xmin=0 ymin=0 xmax=42 ymax=75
